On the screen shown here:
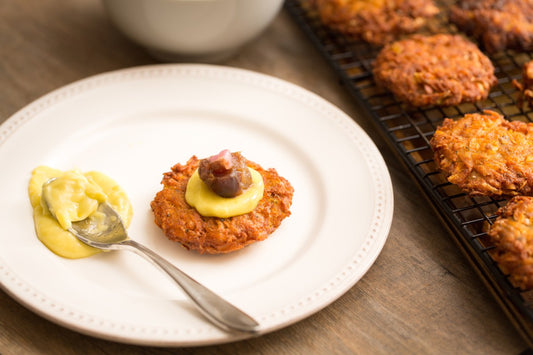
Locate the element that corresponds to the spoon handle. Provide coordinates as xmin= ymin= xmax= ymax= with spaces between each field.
xmin=118 ymin=239 xmax=259 ymax=333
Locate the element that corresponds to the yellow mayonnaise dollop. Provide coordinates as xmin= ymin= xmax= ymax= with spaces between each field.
xmin=28 ymin=166 xmax=133 ymax=259
xmin=185 ymin=168 xmax=264 ymax=218
xmin=42 ymin=171 xmax=107 ymax=230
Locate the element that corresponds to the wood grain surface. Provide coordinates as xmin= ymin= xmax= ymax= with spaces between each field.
xmin=0 ymin=1 xmax=529 ymax=354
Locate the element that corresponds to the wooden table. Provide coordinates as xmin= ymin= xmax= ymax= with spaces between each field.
xmin=1 ymin=1 xmax=529 ymax=354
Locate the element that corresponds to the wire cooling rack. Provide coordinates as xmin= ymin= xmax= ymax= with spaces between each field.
xmin=285 ymin=0 xmax=533 ymax=345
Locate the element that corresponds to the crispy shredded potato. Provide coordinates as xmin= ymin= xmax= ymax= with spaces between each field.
xmin=488 ymin=196 xmax=533 ymax=290
xmin=430 ymin=110 xmax=533 ymax=197
xmin=513 ymin=60 xmax=533 ymax=110
xmin=151 ymin=156 xmax=294 ymax=254
xmin=372 ymin=34 xmax=496 ymax=107
xmin=312 ymin=0 xmax=439 ymax=45
xmin=450 ymin=0 xmax=533 ymax=54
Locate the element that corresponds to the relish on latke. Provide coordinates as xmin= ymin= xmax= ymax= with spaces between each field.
xmin=150 ymin=152 xmax=294 ymax=254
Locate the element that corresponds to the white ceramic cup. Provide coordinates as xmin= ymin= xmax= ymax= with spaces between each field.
xmin=102 ymin=0 xmax=284 ymax=62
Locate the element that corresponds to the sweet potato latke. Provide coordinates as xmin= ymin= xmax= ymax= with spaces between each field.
xmin=151 ymin=156 xmax=294 ymax=254
xmin=487 ymin=196 xmax=533 ymax=290
xmin=430 ymin=110 xmax=533 ymax=197
xmin=513 ymin=60 xmax=533 ymax=110
xmin=372 ymin=34 xmax=496 ymax=107
xmin=312 ymin=0 xmax=438 ymax=45
xmin=450 ymin=0 xmax=533 ymax=54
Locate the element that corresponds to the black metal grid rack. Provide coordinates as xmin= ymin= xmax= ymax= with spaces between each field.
xmin=285 ymin=0 xmax=533 ymax=345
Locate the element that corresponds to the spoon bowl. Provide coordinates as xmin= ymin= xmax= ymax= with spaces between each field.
xmin=41 ymin=178 xmax=259 ymax=333
xmin=68 ymin=202 xmax=129 ymax=248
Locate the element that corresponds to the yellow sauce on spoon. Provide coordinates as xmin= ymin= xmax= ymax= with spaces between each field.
xmin=28 ymin=166 xmax=132 ymax=259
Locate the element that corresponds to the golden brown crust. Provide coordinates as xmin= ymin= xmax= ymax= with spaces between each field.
xmin=150 ymin=156 xmax=294 ymax=254
xmin=430 ymin=110 xmax=533 ymax=197
xmin=513 ymin=60 xmax=533 ymax=110
xmin=372 ymin=34 xmax=496 ymax=107
xmin=450 ymin=0 xmax=533 ymax=54
xmin=313 ymin=0 xmax=439 ymax=45
xmin=488 ymin=196 xmax=533 ymax=290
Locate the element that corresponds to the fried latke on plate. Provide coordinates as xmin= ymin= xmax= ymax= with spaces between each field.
xmin=372 ymin=34 xmax=497 ymax=107
xmin=151 ymin=156 xmax=294 ymax=254
xmin=430 ymin=110 xmax=533 ymax=197
xmin=312 ymin=0 xmax=439 ymax=45
xmin=488 ymin=196 xmax=533 ymax=290
xmin=450 ymin=0 xmax=533 ymax=54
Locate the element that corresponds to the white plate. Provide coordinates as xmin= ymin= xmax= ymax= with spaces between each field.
xmin=0 ymin=64 xmax=393 ymax=346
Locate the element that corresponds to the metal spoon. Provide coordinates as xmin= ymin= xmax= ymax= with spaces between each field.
xmin=41 ymin=178 xmax=259 ymax=333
